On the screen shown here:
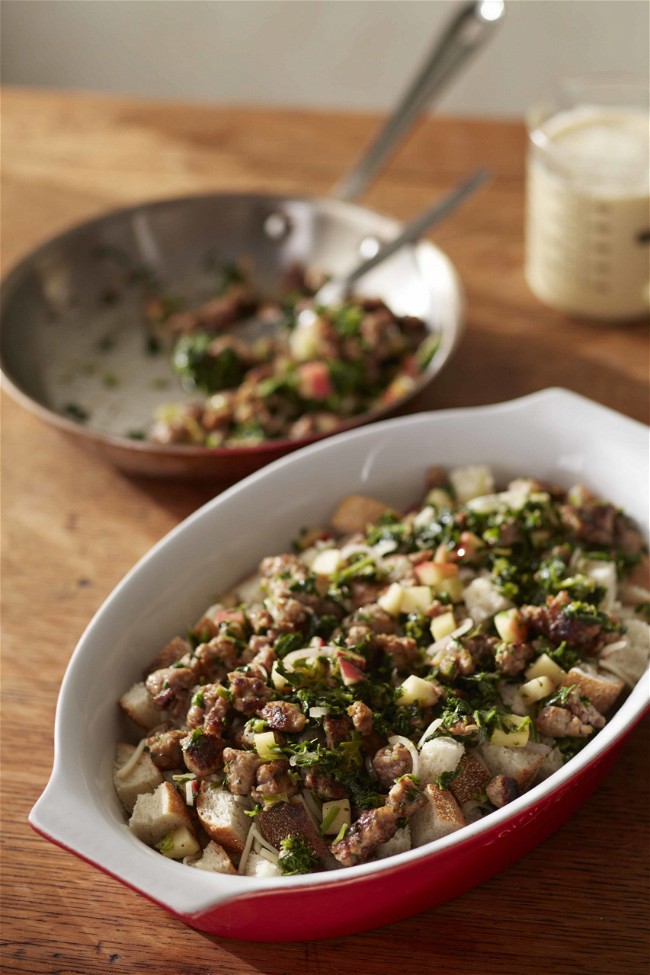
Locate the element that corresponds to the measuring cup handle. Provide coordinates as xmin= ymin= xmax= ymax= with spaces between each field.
xmin=332 ymin=0 xmax=505 ymax=203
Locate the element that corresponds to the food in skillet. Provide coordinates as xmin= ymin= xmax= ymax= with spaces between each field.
xmin=115 ymin=466 xmax=649 ymax=875
xmin=144 ymin=263 xmax=437 ymax=447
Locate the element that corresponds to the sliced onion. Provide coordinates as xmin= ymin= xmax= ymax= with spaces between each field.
xmin=282 ymin=645 xmax=337 ymax=672
xmin=114 ymin=737 xmax=148 ymax=779
xmin=372 ymin=539 xmax=398 ymax=557
xmin=251 ymin=824 xmax=280 ymax=856
xmin=300 ymin=789 xmax=322 ymax=826
xmin=339 ymin=542 xmax=377 ymax=561
xmin=413 ymin=505 xmax=435 ymax=528
xmin=451 ymin=618 xmax=474 ymax=639
xmin=388 ymin=734 xmax=419 ymax=777
xmin=417 ymin=718 xmax=443 ymax=749
xmin=237 ymin=819 xmax=257 ymax=876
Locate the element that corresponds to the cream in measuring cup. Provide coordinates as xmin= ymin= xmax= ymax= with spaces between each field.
xmin=525 ymin=78 xmax=649 ymax=322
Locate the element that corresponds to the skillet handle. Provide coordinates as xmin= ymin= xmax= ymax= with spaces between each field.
xmin=332 ymin=0 xmax=505 ymax=202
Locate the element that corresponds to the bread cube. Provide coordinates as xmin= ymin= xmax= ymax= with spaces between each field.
xmin=449 ymin=753 xmax=491 ymax=805
xmin=113 ymin=741 xmax=163 ymax=813
xmin=119 ymin=681 xmax=166 ymax=731
xmin=410 ymin=784 xmax=466 ymax=847
xmin=375 ymin=826 xmax=411 ymax=860
xmin=129 ymin=781 xmax=195 ymax=847
xmin=244 ymin=852 xmax=282 ymax=878
xmin=561 ymin=666 xmax=624 ymax=714
xmin=418 ymin=737 xmax=464 ymax=787
xmin=330 ymin=494 xmax=394 ymax=535
xmin=478 ymin=743 xmax=547 ymax=790
xmin=462 ymin=577 xmax=512 ymax=624
xmin=195 ymin=785 xmax=252 ymax=857
xmin=190 ymin=840 xmax=236 ymax=875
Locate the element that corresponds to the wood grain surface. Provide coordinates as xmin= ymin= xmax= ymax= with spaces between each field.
xmin=1 ymin=87 xmax=648 ymax=975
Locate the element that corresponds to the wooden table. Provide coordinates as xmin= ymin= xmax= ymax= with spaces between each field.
xmin=2 ymin=88 xmax=648 ymax=975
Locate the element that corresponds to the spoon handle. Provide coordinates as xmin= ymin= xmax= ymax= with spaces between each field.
xmin=317 ymin=167 xmax=491 ymax=305
xmin=332 ymin=1 xmax=505 ymax=202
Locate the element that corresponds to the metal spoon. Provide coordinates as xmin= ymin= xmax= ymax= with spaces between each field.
xmin=239 ymin=166 xmax=490 ymax=341
xmin=312 ymin=166 xmax=490 ymax=308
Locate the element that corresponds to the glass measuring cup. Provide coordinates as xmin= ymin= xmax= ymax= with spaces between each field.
xmin=525 ymin=74 xmax=649 ymax=322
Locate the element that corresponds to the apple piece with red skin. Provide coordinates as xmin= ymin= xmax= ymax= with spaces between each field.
xmin=336 ymin=651 xmax=365 ymax=686
xmin=454 ymin=531 xmax=485 ymax=562
xmin=297 ymin=362 xmax=333 ymax=401
xmin=494 ymin=608 xmax=528 ymax=644
xmin=414 ymin=561 xmax=459 ymax=586
xmin=211 ymin=609 xmax=246 ymax=627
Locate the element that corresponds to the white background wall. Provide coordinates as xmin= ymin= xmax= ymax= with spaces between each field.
xmin=2 ymin=0 xmax=648 ymax=118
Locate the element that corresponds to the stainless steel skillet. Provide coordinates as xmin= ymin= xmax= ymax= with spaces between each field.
xmin=0 ymin=1 xmax=504 ymax=480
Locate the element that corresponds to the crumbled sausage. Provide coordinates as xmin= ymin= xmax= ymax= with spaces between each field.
xmin=181 ymin=729 xmax=224 ymax=777
xmin=372 ymin=742 xmax=413 ymax=789
xmin=348 ymin=700 xmax=374 ymax=736
xmin=522 ymin=592 xmax=608 ymax=655
xmin=385 ymin=777 xmax=426 ymax=818
xmin=192 ymin=635 xmax=241 ymax=679
xmin=374 ymin=633 xmax=420 ymax=671
xmin=222 ymin=747 xmax=262 ymax=795
xmin=331 ymin=806 xmax=397 ymax=866
xmin=258 ymin=700 xmax=307 ymax=733
xmin=464 ymin=634 xmax=499 ymax=668
xmin=560 ymin=503 xmax=617 ymax=546
xmin=146 ymin=729 xmax=186 ymax=770
xmin=253 ymin=760 xmax=298 ymax=800
xmin=430 ymin=642 xmax=476 ymax=678
xmin=486 ymin=774 xmax=520 ymax=808
xmin=494 ymin=641 xmax=535 ymax=677
xmin=536 ymin=706 xmax=593 ymax=738
xmin=301 ymin=768 xmax=347 ymax=800
xmin=228 ymin=672 xmax=272 ymax=715
xmin=323 ymin=715 xmax=351 ymax=748
xmin=145 ymin=666 xmax=195 ymax=718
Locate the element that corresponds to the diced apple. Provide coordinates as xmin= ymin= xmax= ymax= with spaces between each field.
xmin=271 ymin=660 xmax=289 ymax=692
xmin=338 ymin=655 xmax=365 ymax=686
xmin=378 ymin=582 xmax=405 ymax=616
xmin=211 ymin=608 xmax=246 ymax=627
xmin=520 ymin=675 xmax=555 ymax=703
xmin=455 ymin=531 xmax=485 ymax=562
xmin=437 ymin=577 xmax=464 ymax=603
xmin=297 ymin=361 xmax=334 ymax=400
xmin=490 ymin=715 xmax=530 ymax=748
xmin=156 ymin=826 xmax=200 ymax=860
xmin=397 ymin=675 xmax=441 ymax=707
xmin=425 ymin=488 xmax=453 ymax=510
xmin=525 ymin=653 xmax=567 ymax=685
xmin=414 ymin=561 xmax=459 ymax=586
xmin=494 ymin=608 xmax=528 ymax=644
xmin=289 ymin=318 xmax=321 ymax=361
xmin=400 ymin=585 xmax=434 ymax=614
xmin=321 ymin=798 xmax=351 ymax=836
xmin=312 ymin=547 xmax=342 ymax=577
xmin=381 ymin=374 xmax=415 ymax=405
xmin=430 ymin=611 xmax=457 ymax=642
xmin=449 ymin=465 xmax=495 ymax=504
xmin=254 ymin=731 xmax=281 ymax=760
